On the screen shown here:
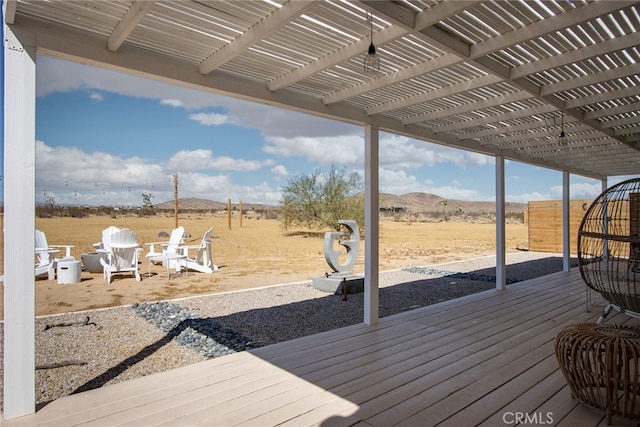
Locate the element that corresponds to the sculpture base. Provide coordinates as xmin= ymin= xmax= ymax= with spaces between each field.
xmin=311 ymin=273 xmax=364 ymax=295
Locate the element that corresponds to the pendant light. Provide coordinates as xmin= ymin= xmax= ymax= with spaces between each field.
xmin=363 ymin=13 xmax=380 ymax=72
xmin=558 ymin=112 xmax=567 ymax=146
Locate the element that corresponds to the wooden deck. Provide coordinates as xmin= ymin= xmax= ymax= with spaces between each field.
xmin=5 ymin=270 xmax=640 ymax=426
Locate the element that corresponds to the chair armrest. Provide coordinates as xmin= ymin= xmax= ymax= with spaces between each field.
xmin=178 ymin=245 xmax=201 ymax=250
xmin=145 ymin=241 xmax=169 ymax=246
xmin=145 ymin=241 xmax=169 ymax=254
xmin=176 ymin=244 xmax=200 ymax=257
xmin=50 ymin=244 xmax=75 ymax=258
xmin=35 ymin=247 xmax=60 ymax=255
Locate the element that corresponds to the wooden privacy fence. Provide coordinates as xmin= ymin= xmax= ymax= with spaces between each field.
xmin=527 ymin=199 xmax=592 ymax=254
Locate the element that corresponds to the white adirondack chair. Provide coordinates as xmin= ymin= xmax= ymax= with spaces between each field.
xmin=99 ymin=227 xmax=142 ymax=283
xmin=35 ymin=229 xmax=74 ymax=279
xmin=178 ymin=227 xmax=218 ymax=274
xmin=95 ymin=226 xmax=120 ymax=277
xmin=146 ymin=226 xmax=185 ymax=265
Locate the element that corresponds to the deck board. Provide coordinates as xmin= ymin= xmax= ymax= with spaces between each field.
xmin=4 ymin=270 xmax=640 ymax=426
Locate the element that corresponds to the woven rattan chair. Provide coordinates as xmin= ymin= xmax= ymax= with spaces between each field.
xmin=578 ymin=178 xmax=640 ymax=322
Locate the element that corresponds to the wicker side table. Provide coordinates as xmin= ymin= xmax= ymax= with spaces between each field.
xmin=555 ymin=323 xmax=640 ymax=425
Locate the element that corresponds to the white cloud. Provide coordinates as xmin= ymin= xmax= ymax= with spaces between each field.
xmin=161 ymin=99 xmax=186 ymax=108
xmin=506 ymin=192 xmax=550 ymax=203
xmin=189 ymin=112 xmax=228 ymax=126
xmin=426 ymin=185 xmax=490 ymax=201
xmin=35 ymin=141 xmax=282 ymax=206
xmin=166 ymin=149 xmax=215 ymax=170
xmin=211 ymin=156 xmax=274 ymax=171
xmin=379 ymin=135 xmax=492 ymax=170
xmin=263 ymin=135 xmax=363 ymax=166
xmin=36 ymin=141 xmax=163 ymax=189
xmin=165 ymin=149 xmax=273 ymax=172
xmin=550 ymin=182 xmax=602 ymax=200
xmin=378 ymin=169 xmax=421 ymax=194
xmin=271 ymin=165 xmax=289 ymax=176
xmin=261 ymin=133 xmax=492 ymax=173
xmin=377 ymin=168 xmax=493 ymax=201
xmin=89 ymin=91 xmax=104 ymax=101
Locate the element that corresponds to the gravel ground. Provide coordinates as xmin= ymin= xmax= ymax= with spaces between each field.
xmin=0 ymin=251 xmax=575 ymax=412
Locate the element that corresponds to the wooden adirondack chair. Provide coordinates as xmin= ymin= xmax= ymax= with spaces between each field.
xmin=99 ymin=227 xmax=142 ymax=283
xmin=178 ymin=227 xmax=218 ymax=274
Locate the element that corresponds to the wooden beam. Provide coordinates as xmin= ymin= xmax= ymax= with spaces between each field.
xmin=402 ymin=91 xmax=531 ymax=125
xmin=540 ymin=63 xmax=640 ymax=97
xmin=199 ymin=0 xmax=316 ymax=75
xmin=471 ymin=1 xmax=629 ymax=58
xmin=4 ymin=0 xmax=17 ymax=24
xmin=323 ymin=53 xmax=462 ymax=106
xmin=107 ymin=0 xmax=155 ymax=52
xmin=269 ymin=25 xmax=406 ymax=92
xmin=367 ymin=73 xmax=499 ymax=115
xmin=511 ymin=31 xmax=640 ymax=80
xmin=270 ymin=0 xmax=474 ymax=92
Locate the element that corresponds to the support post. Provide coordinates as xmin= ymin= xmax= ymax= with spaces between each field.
xmin=173 ymin=174 xmax=178 ymax=228
xmin=227 ymin=198 xmax=232 ymax=230
xmin=364 ymin=124 xmax=379 ymax=325
xmin=3 ymin=22 xmax=37 ymax=419
xmin=495 ymin=156 xmax=506 ymax=290
xmin=562 ymin=171 xmax=571 ymax=272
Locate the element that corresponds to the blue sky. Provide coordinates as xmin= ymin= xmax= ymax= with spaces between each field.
xmin=10 ymin=55 xmax=634 ymax=207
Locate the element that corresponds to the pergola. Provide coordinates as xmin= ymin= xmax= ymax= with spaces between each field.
xmin=3 ymin=0 xmax=640 ymax=420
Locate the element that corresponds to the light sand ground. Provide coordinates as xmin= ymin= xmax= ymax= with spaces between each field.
xmin=1 ymin=214 xmax=529 ymax=317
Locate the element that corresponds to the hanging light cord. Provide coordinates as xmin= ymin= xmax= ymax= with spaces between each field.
xmin=363 ymin=13 xmax=380 ymax=72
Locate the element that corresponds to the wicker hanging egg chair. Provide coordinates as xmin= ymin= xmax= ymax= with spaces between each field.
xmin=578 ymin=178 xmax=640 ymax=322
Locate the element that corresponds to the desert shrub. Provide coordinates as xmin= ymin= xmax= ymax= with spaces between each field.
xmin=281 ymin=166 xmax=364 ymax=233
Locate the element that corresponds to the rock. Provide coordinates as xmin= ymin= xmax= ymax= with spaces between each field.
xmin=132 ymin=301 xmax=258 ymax=358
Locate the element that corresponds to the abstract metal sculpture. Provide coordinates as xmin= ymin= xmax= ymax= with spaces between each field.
xmin=312 ymin=220 xmax=364 ymax=294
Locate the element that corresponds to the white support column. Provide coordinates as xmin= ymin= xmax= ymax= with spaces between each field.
xmin=364 ymin=124 xmax=379 ymax=325
xmin=562 ymin=171 xmax=571 ymax=272
xmin=3 ymin=23 xmax=37 ymax=419
xmin=495 ymin=156 xmax=506 ymax=290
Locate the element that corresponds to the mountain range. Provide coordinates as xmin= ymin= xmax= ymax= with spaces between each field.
xmin=155 ymin=193 xmax=526 ymax=214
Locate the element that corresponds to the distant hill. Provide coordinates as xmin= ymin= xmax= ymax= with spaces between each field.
xmin=380 ymin=192 xmax=526 ymax=214
xmin=155 ymin=198 xmax=274 ymax=211
xmin=156 ymin=194 xmax=526 ymax=215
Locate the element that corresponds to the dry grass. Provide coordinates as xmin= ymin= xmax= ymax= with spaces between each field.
xmin=1 ymin=213 xmax=529 ymax=317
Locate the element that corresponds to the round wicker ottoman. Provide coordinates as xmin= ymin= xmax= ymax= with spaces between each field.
xmin=555 ymin=323 xmax=640 ymax=425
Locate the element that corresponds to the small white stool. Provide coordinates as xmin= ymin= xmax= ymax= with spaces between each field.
xmin=57 ymin=259 xmax=82 ymax=284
